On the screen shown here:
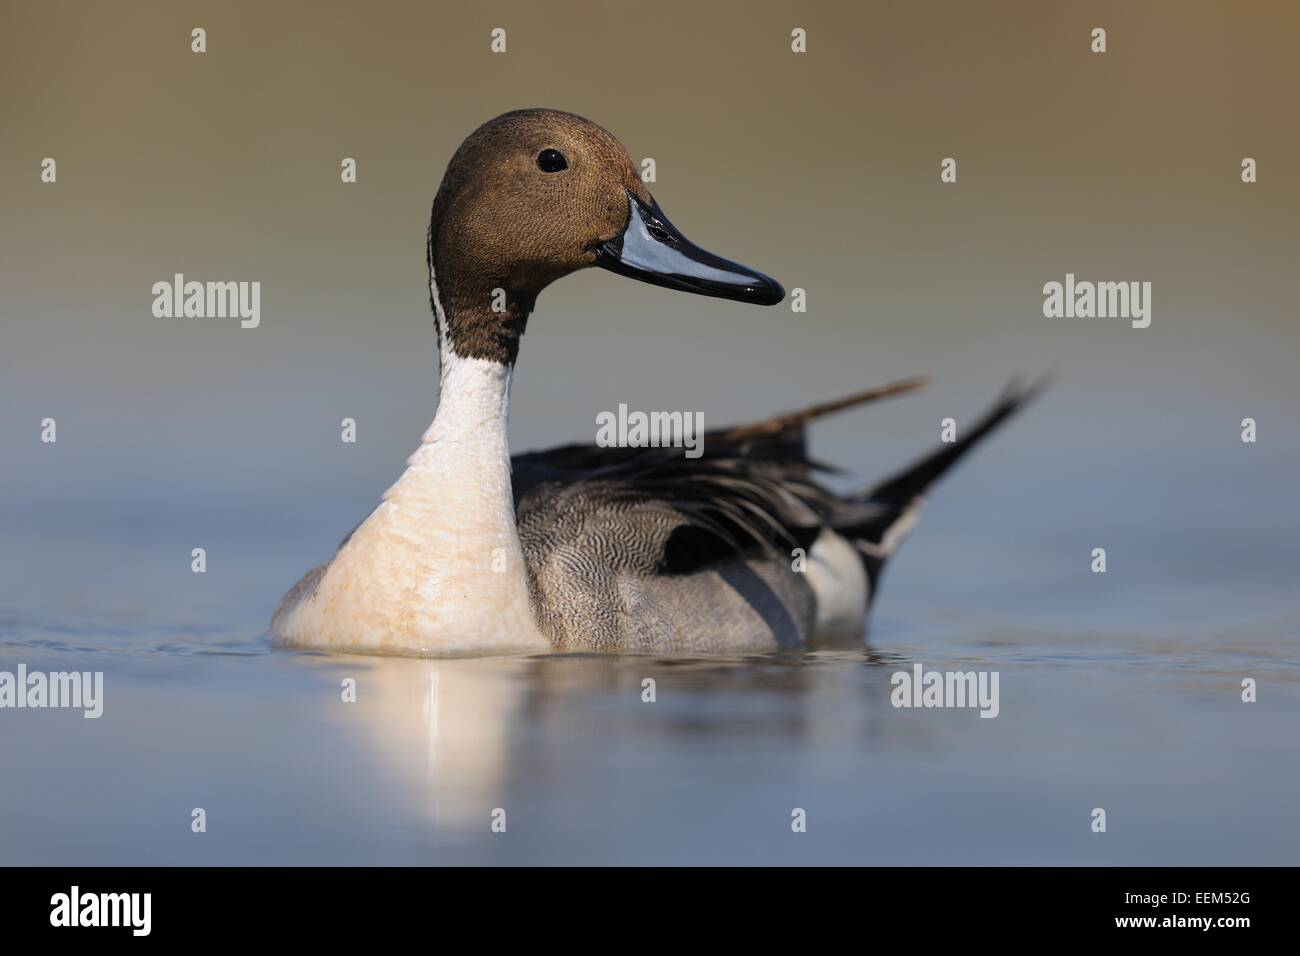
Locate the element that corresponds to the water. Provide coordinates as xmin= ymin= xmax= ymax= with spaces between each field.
xmin=3 ymin=478 xmax=1297 ymax=865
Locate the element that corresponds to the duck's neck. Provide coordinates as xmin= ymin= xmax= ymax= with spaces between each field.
xmin=277 ymin=275 xmax=549 ymax=655
xmin=411 ymin=263 xmax=522 ymax=526
xmin=358 ymin=273 xmax=545 ymax=652
xmin=418 ymin=340 xmax=514 ymax=473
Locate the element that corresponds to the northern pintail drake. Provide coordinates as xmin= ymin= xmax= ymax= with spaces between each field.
xmin=271 ymin=108 xmax=1037 ymax=656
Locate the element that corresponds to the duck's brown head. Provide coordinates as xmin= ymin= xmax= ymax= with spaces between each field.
xmin=428 ymin=108 xmax=784 ymax=365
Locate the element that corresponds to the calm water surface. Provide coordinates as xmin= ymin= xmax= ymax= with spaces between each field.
xmin=2 ymin=476 xmax=1297 ymax=865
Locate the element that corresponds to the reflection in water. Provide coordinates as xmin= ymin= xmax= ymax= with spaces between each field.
xmin=323 ymin=637 xmax=1300 ymax=864
xmin=349 ymin=656 xmax=533 ymax=829
xmin=344 ymin=650 xmax=904 ymax=835
xmin=1 ymin=626 xmax=1297 ymax=864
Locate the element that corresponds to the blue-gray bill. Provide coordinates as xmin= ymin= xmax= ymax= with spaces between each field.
xmin=595 ymin=191 xmax=785 ymax=306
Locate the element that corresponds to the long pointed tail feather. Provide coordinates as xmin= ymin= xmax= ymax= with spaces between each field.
xmin=847 ymin=376 xmax=1048 ymax=595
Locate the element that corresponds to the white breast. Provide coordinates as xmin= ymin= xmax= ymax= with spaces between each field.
xmin=271 ymin=271 xmax=550 ymax=656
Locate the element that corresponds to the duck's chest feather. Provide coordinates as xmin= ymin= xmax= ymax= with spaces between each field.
xmin=271 ymin=355 xmax=548 ymax=656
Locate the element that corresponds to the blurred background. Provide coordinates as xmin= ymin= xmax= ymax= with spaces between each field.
xmin=1 ymin=1 xmax=1297 ymax=865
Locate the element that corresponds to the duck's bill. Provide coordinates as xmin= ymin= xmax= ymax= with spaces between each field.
xmin=594 ymin=191 xmax=784 ymax=306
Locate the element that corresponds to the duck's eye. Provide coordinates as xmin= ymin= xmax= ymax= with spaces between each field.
xmin=537 ymin=148 xmax=568 ymax=173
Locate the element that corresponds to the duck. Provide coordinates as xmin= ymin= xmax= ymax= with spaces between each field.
xmin=270 ymin=108 xmax=1037 ymax=657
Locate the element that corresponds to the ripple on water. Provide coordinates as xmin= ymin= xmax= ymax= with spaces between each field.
xmin=0 ymin=612 xmax=273 ymax=658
